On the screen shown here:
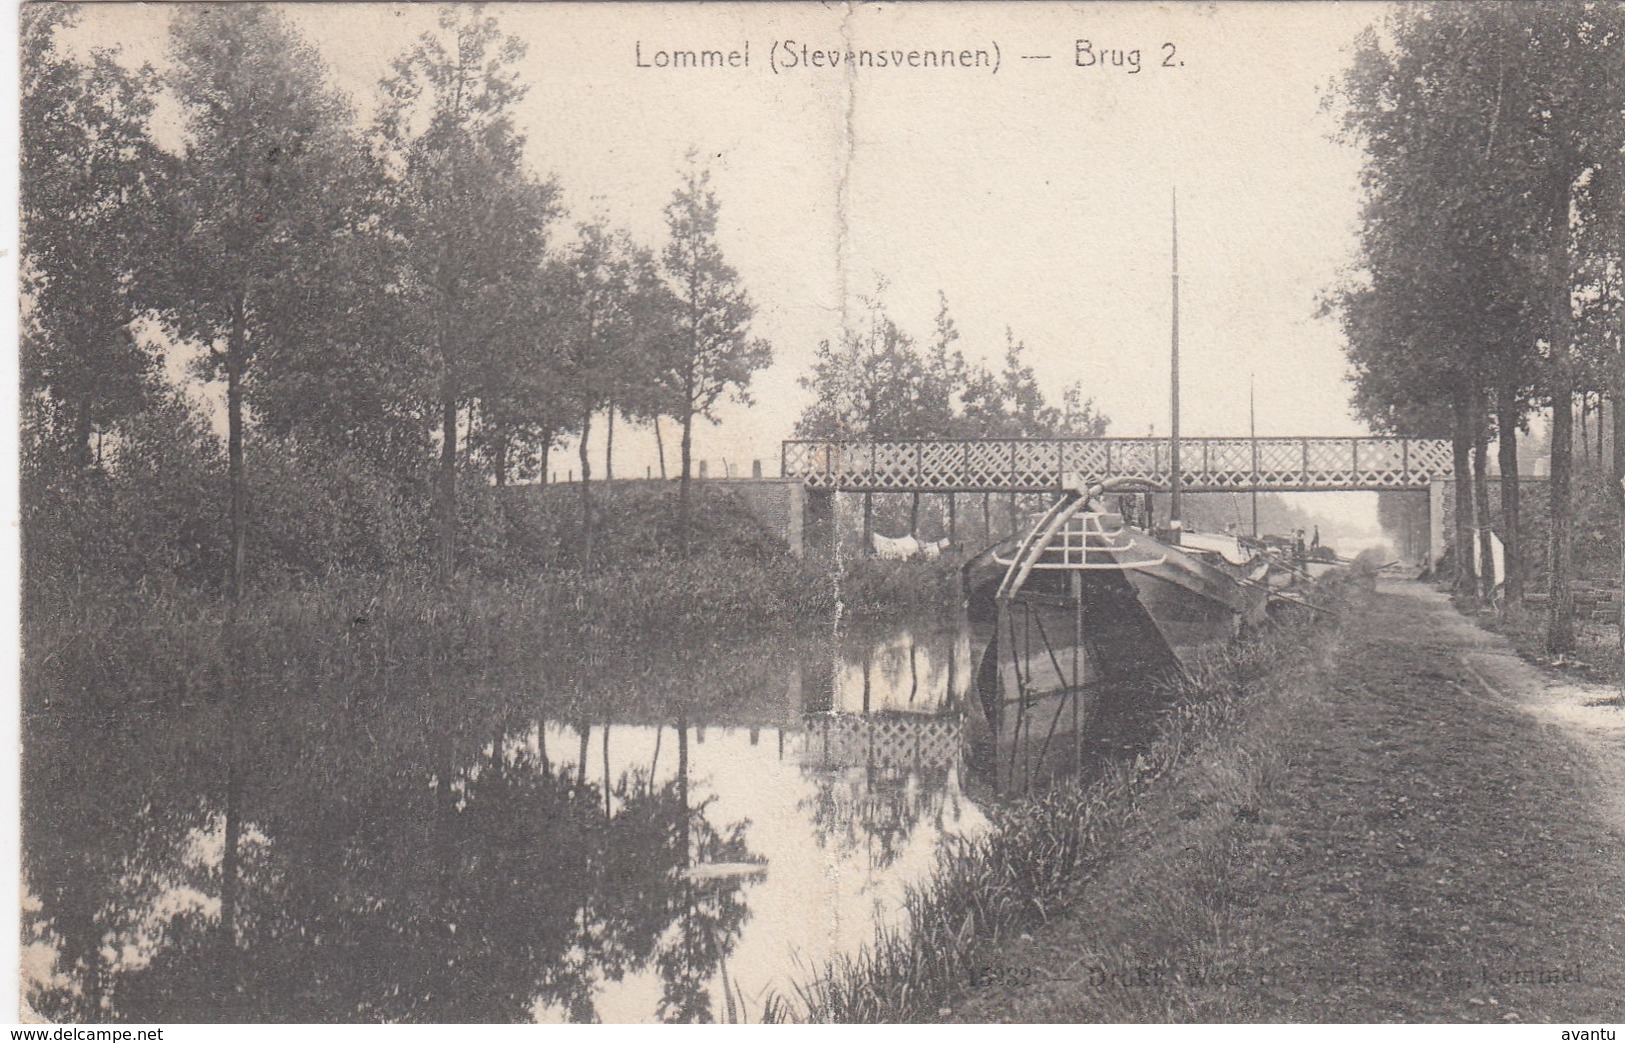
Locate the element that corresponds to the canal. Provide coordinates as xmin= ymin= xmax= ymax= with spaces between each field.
xmin=23 ymin=622 xmax=1018 ymax=1023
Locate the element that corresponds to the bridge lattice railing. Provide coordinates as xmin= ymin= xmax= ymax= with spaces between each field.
xmin=781 ymin=437 xmax=1454 ymax=493
xmin=790 ymin=713 xmax=962 ymax=771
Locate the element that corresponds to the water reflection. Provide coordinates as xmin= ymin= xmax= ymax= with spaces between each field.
xmin=23 ymin=624 xmax=988 ymax=1023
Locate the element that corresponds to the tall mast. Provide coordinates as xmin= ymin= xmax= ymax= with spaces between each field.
xmin=1169 ymin=188 xmax=1183 ymax=528
xmin=1250 ymin=372 xmax=1259 ymax=537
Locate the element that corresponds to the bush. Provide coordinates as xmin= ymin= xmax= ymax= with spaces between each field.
xmin=23 ymin=393 xmax=229 ymax=596
xmin=1477 ymin=461 xmax=1621 ymax=588
xmin=458 ymin=481 xmax=792 ymax=575
xmin=247 ymin=437 xmax=435 ymax=579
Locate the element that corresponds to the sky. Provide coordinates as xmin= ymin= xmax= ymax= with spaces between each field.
xmin=58 ymin=1 xmax=1393 ymax=492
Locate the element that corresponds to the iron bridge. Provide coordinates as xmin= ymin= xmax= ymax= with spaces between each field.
xmin=781 ymin=437 xmax=1455 ymax=493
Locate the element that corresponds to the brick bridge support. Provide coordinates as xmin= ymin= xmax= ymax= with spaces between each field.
xmin=1428 ymin=478 xmax=1451 ymax=571
xmin=804 ymin=489 xmax=836 ymax=555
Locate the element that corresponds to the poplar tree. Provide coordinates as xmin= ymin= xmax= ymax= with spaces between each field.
xmin=556 ymin=219 xmax=661 ymax=563
xmin=659 ymin=157 xmax=772 ymax=557
xmin=1330 ymin=1 xmax=1625 ymax=639
xmin=21 ymin=7 xmax=166 ymax=470
xmin=163 ymin=3 xmax=365 ymax=603
xmin=378 ymin=7 xmax=556 ymax=580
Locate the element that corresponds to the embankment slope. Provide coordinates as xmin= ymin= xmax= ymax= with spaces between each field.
xmin=951 ymin=580 xmax=1625 ymax=1023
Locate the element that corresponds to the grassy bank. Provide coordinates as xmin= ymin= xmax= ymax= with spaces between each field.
xmin=1443 ymin=459 xmax=1625 ymax=689
xmin=942 ymin=579 xmax=1625 ymax=1023
xmin=762 ymin=581 xmax=1351 ymax=1023
xmin=25 ymin=467 xmax=980 ymax=713
xmin=23 ymin=551 xmax=965 ymax=712
xmin=1471 ymin=601 xmax=1625 ymax=693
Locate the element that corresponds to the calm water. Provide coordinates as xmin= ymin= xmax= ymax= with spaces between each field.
xmin=22 ymin=624 xmax=995 ymax=1023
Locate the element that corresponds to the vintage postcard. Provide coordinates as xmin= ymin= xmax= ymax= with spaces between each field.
xmin=14 ymin=0 xmax=1625 ymax=1029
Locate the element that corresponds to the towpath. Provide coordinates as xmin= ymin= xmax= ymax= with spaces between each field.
xmin=950 ymin=579 xmax=1625 ymax=1023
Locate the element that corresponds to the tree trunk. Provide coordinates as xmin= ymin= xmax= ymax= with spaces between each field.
xmin=1580 ymin=393 xmax=1591 ymax=461
xmin=1592 ymin=391 xmax=1605 ymax=464
xmin=1595 ymin=395 xmax=1603 ymax=464
xmin=1614 ymin=322 xmax=1625 ymax=493
xmin=227 ymin=299 xmax=248 ymax=607
xmin=861 ymin=648 xmax=872 ymax=715
xmin=909 ymin=491 xmax=920 ymax=537
xmin=1497 ymin=381 xmax=1523 ymax=607
xmin=1451 ymin=389 xmax=1476 ymax=600
xmin=1596 ymin=394 xmax=1604 ymax=466
xmin=678 ymin=391 xmax=695 ymax=558
xmin=1550 ymin=385 xmax=1576 ymax=653
xmin=605 ymin=403 xmax=615 ymax=483
xmin=493 ymin=422 xmax=509 ymax=488
xmin=1613 ymin=365 xmax=1625 ymax=652
xmin=71 ymin=389 xmax=93 ymax=471
xmin=1547 ymin=172 xmax=1576 ymax=656
xmin=677 ymin=716 xmax=691 ymax=869
xmin=579 ymin=407 xmax=594 ymax=565
xmin=437 ymin=387 xmax=458 ymax=583
xmin=654 ymin=415 xmax=668 ymax=479
xmin=863 ymin=492 xmax=873 ymax=556
xmin=540 ymin=427 xmax=553 ymax=486
xmin=1474 ymin=416 xmax=1495 ymax=601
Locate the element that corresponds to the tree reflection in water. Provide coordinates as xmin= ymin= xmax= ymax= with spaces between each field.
xmin=23 ymin=625 xmax=976 ymax=1023
xmin=22 ymin=702 xmax=218 ymax=1022
xmin=24 ymin=701 xmax=757 ymax=1023
xmin=796 ymin=720 xmax=965 ymax=873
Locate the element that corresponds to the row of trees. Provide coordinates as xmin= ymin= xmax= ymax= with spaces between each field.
xmin=1328 ymin=1 xmax=1625 ymax=651
xmin=794 ymin=290 xmax=1110 ymax=541
xmin=22 ymin=4 xmax=771 ymax=591
xmin=796 ymin=289 xmax=1109 ymax=441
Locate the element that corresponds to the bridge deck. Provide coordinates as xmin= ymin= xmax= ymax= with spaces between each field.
xmin=782 ymin=437 xmax=1454 ymax=493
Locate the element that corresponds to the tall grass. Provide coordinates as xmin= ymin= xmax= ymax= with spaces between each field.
xmin=1478 ymin=600 xmax=1624 ymax=672
xmin=22 ymin=552 xmax=965 ymax=713
xmin=832 ymin=556 xmax=965 ymax=618
xmin=761 ymin=610 xmax=1330 ymax=1023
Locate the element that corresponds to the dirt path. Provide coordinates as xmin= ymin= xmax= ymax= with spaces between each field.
xmin=950 ymin=579 xmax=1625 ymax=1023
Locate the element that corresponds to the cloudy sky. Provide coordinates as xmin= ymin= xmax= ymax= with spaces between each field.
xmin=62 ymin=1 xmax=1391 ymax=487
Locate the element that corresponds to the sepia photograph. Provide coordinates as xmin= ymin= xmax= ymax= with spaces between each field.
xmin=11 ymin=0 xmax=1625 ymax=1028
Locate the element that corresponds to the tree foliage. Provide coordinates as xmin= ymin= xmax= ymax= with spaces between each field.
xmin=796 ymin=289 xmax=1108 ymax=441
xmin=659 ymin=155 xmax=772 ymax=554
xmin=21 ymin=6 xmax=167 ymax=466
xmin=21 ymin=2 xmax=797 ymax=596
xmin=377 ymin=6 xmax=560 ymax=577
xmin=1328 ymin=1 xmax=1625 ymax=633
xmin=161 ymin=3 xmax=376 ymax=601
xmin=553 ymin=218 xmax=668 ymax=560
